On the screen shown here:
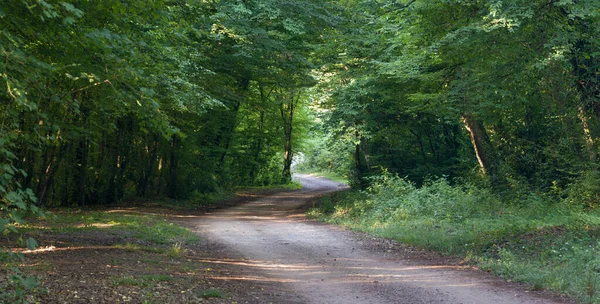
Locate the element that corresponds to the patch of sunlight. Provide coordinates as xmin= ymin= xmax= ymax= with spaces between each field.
xmin=15 ymin=224 xmax=51 ymax=230
xmin=75 ymin=222 xmax=118 ymax=228
xmin=24 ymin=246 xmax=57 ymax=253
xmin=333 ymin=206 xmax=351 ymax=217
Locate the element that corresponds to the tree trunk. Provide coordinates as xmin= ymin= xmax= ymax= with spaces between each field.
xmin=578 ymin=106 xmax=597 ymax=162
xmin=35 ymin=143 xmax=66 ymax=206
xmin=280 ymin=92 xmax=298 ymax=183
xmin=218 ymin=100 xmax=241 ymax=166
xmin=409 ymin=129 xmax=428 ymax=164
xmin=107 ymin=116 xmax=133 ymax=203
xmin=167 ymin=135 xmax=179 ymax=199
xmin=353 ymin=138 xmax=370 ymax=188
xmin=218 ymin=77 xmax=249 ymax=167
xmin=282 ymin=133 xmax=293 ymax=183
xmin=138 ymin=139 xmax=158 ymax=197
xmin=250 ymin=84 xmax=273 ymax=183
xmin=106 ymin=149 xmax=119 ymax=204
xmin=250 ymin=108 xmax=265 ymax=183
xmin=461 ymin=113 xmax=493 ymax=176
xmin=76 ymin=139 xmax=89 ymax=206
xmin=91 ymin=130 xmax=107 ymax=204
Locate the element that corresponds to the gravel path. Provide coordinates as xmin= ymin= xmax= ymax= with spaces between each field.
xmin=188 ymin=174 xmax=571 ymax=304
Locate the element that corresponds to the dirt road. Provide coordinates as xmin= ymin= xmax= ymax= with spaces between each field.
xmin=189 ymin=174 xmax=570 ymax=304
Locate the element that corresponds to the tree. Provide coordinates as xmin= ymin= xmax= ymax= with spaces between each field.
xmin=314 ymin=0 xmax=600 ymax=198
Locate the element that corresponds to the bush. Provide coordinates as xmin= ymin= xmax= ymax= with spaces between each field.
xmin=565 ymin=170 xmax=600 ymax=210
xmin=362 ymin=174 xmax=498 ymax=222
xmin=0 ymin=251 xmax=41 ymax=304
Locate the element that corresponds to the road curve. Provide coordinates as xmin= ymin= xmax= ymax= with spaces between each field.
xmin=189 ymin=174 xmax=569 ymax=304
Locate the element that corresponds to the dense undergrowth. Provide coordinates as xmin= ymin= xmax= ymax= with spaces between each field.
xmin=308 ymin=175 xmax=600 ymax=303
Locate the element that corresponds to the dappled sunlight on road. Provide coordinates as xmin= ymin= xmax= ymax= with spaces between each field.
xmin=18 ymin=245 xmax=113 ymax=254
xmin=197 ymin=255 xmax=489 ymax=290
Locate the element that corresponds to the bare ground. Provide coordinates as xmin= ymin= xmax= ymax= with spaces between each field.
xmin=5 ymin=174 xmax=575 ymax=303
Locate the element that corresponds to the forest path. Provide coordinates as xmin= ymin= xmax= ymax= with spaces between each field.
xmin=185 ymin=174 xmax=569 ymax=304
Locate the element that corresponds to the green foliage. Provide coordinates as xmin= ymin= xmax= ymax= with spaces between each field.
xmin=364 ymin=174 xmax=497 ymax=220
xmin=295 ymin=126 xmax=354 ymax=179
xmin=318 ymin=0 xmax=600 ymax=201
xmin=0 ymin=250 xmax=41 ymax=304
xmin=199 ymin=288 xmax=225 ymax=299
xmin=0 ymin=1 xmax=336 ymax=296
xmin=472 ymin=226 xmax=600 ymax=303
xmin=565 ymin=169 xmax=600 ymax=209
xmin=0 ymin=0 xmax=339 ymax=210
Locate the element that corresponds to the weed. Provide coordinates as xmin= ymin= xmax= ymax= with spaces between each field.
xmin=177 ymin=265 xmax=196 ymax=274
xmin=114 ymin=243 xmax=166 ymax=254
xmin=0 ymin=250 xmax=42 ymax=304
xmin=199 ymin=288 xmax=225 ymax=299
xmin=111 ymin=275 xmax=140 ymax=286
xmin=111 ymin=274 xmax=173 ymax=287
xmin=167 ymin=242 xmax=182 ymax=257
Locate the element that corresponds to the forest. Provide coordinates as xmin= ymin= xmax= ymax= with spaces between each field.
xmin=2 ymin=0 xmax=599 ymax=210
xmin=1 ymin=0 xmax=600 ymax=302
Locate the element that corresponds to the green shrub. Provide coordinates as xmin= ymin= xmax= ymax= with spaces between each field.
xmin=565 ymin=170 xmax=600 ymax=210
xmin=0 ymin=251 xmax=41 ymax=304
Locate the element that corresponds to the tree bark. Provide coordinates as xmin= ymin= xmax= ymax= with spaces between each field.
xmin=107 ymin=116 xmax=133 ymax=203
xmin=280 ymin=92 xmax=299 ymax=183
xmin=167 ymin=135 xmax=179 ymax=199
xmin=76 ymin=138 xmax=89 ymax=206
xmin=249 ymin=84 xmax=273 ymax=183
xmin=409 ymin=129 xmax=428 ymax=164
xmin=218 ymin=99 xmax=242 ymax=166
xmin=578 ymin=106 xmax=597 ymax=162
xmin=250 ymin=108 xmax=265 ymax=183
xmin=138 ymin=139 xmax=158 ymax=197
xmin=35 ymin=143 xmax=66 ymax=206
xmin=461 ymin=113 xmax=493 ymax=176
xmin=353 ymin=133 xmax=370 ymax=189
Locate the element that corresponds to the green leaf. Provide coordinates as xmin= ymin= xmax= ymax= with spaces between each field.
xmin=63 ymin=16 xmax=75 ymax=25
xmin=26 ymin=237 xmax=38 ymax=251
xmin=22 ymin=276 xmax=39 ymax=289
xmin=0 ymin=218 xmax=9 ymax=233
xmin=29 ymin=205 xmax=39 ymax=215
xmin=61 ymin=2 xmax=84 ymax=17
xmin=10 ymin=212 xmax=24 ymax=225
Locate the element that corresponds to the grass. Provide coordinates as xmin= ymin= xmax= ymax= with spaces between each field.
xmin=167 ymin=242 xmax=183 ymax=257
xmin=111 ymin=274 xmax=174 ymax=287
xmin=22 ymin=211 xmax=200 ymax=246
xmin=308 ymin=175 xmax=600 ymax=303
xmin=236 ymin=180 xmax=304 ymax=191
xmin=199 ymin=288 xmax=225 ymax=299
